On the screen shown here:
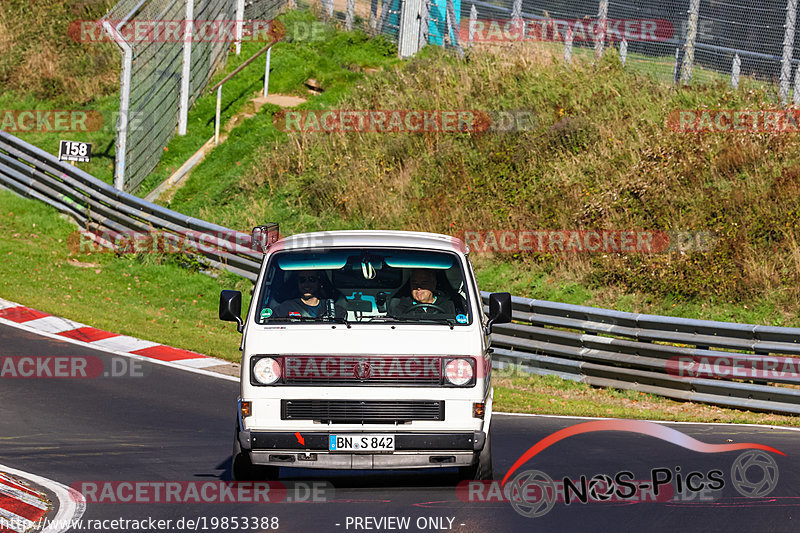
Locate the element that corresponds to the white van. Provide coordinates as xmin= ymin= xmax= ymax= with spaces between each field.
xmin=219 ymin=228 xmax=511 ymax=480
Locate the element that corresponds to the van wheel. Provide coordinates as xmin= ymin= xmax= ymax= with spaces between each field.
xmin=459 ymin=431 xmax=493 ymax=481
xmin=232 ymin=431 xmax=279 ymax=480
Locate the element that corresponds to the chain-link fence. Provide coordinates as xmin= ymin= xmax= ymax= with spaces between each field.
xmin=354 ymin=0 xmax=800 ymax=100
xmin=103 ymin=0 xmax=285 ymax=192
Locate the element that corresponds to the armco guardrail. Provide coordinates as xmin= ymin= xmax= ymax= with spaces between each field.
xmin=0 ymin=131 xmax=262 ymax=281
xmin=2 ymin=131 xmax=799 ymax=416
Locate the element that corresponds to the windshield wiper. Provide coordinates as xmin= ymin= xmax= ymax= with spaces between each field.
xmin=372 ymin=315 xmax=456 ymax=329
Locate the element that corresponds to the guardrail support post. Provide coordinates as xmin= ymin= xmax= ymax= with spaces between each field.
xmin=263 ymin=47 xmax=272 ymax=97
xmin=620 ymin=38 xmax=628 ymax=67
xmin=215 ymin=85 xmax=222 ymax=145
xmin=178 ymin=0 xmax=194 ymax=136
xmin=794 ymin=65 xmax=800 ymax=105
xmin=780 ymin=0 xmax=798 ymax=105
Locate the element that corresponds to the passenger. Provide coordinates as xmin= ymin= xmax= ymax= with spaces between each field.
xmin=389 ymin=268 xmax=456 ymax=316
xmin=277 ymin=270 xmax=345 ymax=318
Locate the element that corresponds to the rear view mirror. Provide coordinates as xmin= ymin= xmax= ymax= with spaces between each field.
xmin=219 ymin=290 xmax=243 ymax=333
xmin=486 ymin=292 xmax=512 ymax=334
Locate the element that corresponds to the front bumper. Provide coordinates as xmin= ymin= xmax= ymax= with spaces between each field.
xmin=240 ymin=431 xmax=485 ymax=470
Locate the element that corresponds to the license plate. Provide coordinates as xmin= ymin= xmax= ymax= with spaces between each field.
xmin=329 ymin=434 xmax=395 ymax=452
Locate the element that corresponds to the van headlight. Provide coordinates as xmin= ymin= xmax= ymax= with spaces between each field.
xmin=252 ymin=357 xmax=281 ymax=385
xmin=444 ymin=358 xmax=474 ymax=386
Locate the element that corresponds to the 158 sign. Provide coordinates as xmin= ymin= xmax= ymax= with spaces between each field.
xmin=59 ymin=140 xmax=92 ymax=163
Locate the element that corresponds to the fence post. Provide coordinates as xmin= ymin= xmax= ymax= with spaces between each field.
xmin=620 ymin=38 xmax=627 ymax=67
xmin=564 ymin=25 xmax=573 ymax=64
xmin=370 ymin=0 xmax=379 ymax=31
xmin=672 ymin=47 xmax=681 ymax=85
xmin=780 ymin=0 xmax=798 ymax=105
xmin=323 ymin=0 xmax=333 ymax=19
xmin=346 ymin=0 xmax=355 ymax=30
xmin=468 ymin=4 xmax=477 ymax=46
xmin=235 ymin=0 xmax=244 ymax=55
xmin=511 ymin=0 xmax=522 ymax=25
xmin=794 ymin=65 xmax=800 ymax=105
xmin=594 ymin=0 xmax=608 ymax=59
xmin=680 ymin=0 xmax=700 ymax=85
xmin=263 ymin=47 xmax=272 ymax=96
xmin=398 ymin=0 xmax=423 ymax=57
xmin=731 ymin=53 xmax=741 ymax=89
xmin=418 ymin=0 xmax=430 ymax=50
xmin=446 ymin=0 xmax=463 ymax=57
xmin=178 ymin=0 xmax=194 ymax=136
xmin=103 ymin=21 xmax=132 ymax=190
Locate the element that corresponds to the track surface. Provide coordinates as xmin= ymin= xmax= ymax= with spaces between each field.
xmin=1 ymin=322 xmax=799 ymax=532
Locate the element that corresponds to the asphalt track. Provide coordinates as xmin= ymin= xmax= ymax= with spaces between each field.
xmin=2 ymin=322 xmax=799 ymax=533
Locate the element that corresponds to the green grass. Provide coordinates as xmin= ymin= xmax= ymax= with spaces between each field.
xmin=0 ymin=189 xmax=251 ymax=360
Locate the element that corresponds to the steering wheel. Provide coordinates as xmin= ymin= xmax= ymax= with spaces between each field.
xmin=405 ymin=303 xmax=447 ymax=314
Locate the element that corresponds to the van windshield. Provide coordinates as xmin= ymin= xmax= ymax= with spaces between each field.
xmin=255 ymin=248 xmax=471 ymax=325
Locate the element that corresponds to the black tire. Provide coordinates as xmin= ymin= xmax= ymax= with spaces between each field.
xmin=459 ymin=429 xmax=493 ymax=481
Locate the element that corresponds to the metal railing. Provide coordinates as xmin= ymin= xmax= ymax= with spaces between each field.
xmin=1 ymin=130 xmax=799 ymax=416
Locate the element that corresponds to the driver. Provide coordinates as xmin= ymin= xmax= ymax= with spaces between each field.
xmin=389 ymin=268 xmax=455 ymax=316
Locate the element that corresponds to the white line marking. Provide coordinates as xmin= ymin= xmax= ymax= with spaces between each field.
xmin=0 ymin=464 xmax=85 ymax=533
xmin=89 ymin=335 xmax=159 ymax=352
xmin=20 ymin=316 xmax=87 ymax=335
xmin=175 ymin=358 xmax=230 ymax=368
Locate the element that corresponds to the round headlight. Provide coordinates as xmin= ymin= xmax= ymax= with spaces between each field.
xmin=445 ymin=358 xmax=474 ymax=386
xmin=253 ymin=357 xmax=281 ymax=385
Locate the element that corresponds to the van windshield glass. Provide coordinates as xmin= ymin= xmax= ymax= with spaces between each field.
xmin=255 ymin=249 xmax=471 ymax=325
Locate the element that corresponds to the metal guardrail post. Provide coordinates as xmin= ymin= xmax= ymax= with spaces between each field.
xmin=215 ymin=86 xmax=222 ymax=145
xmin=264 ymin=47 xmax=272 ymax=97
xmin=178 ymin=0 xmax=195 ymax=136
xmin=620 ymin=38 xmax=628 ymax=67
xmin=680 ymin=0 xmax=701 ymax=85
xmin=780 ymin=0 xmax=798 ymax=105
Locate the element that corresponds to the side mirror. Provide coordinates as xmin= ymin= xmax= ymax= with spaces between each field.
xmin=219 ymin=290 xmax=244 ymax=333
xmin=486 ymin=292 xmax=512 ymax=334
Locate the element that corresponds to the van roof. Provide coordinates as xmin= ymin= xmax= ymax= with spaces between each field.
xmin=274 ymin=230 xmax=467 ymax=253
